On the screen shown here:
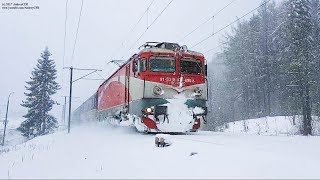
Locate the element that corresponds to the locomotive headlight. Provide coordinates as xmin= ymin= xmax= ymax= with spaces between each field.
xmin=144 ymin=106 xmax=154 ymax=115
xmin=146 ymin=107 xmax=153 ymax=113
xmin=194 ymin=87 xmax=202 ymax=97
xmin=153 ymin=86 xmax=164 ymax=96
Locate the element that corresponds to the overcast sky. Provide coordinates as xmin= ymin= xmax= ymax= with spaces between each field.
xmin=0 ymin=0 xmax=279 ymax=123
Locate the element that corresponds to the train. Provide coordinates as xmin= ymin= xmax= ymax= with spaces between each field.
xmin=73 ymin=42 xmax=208 ymax=133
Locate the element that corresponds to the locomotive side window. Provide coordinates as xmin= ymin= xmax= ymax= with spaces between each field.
xmin=139 ymin=58 xmax=147 ymax=72
xmin=132 ymin=60 xmax=138 ymax=72
xmin=180 ymin=58 xmax=202 ymax=75
xmin=149 ymin=57 xmax=175 ymax=73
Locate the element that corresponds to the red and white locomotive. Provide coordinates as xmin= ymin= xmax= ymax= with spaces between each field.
xmin=73 ymin=42 xmax=208 ymax=133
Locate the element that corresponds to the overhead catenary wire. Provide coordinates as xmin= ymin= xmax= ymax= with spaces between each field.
xmin=179 ymin=0 xmax=237 ymax=43
xmin=71 ymin=0 xmax=85 ymax=65
xmin=72 ymin=69 xmax=100 ymax=83
xmin=102 ymin=60 xmax=126 ymax=80
xmin=95 ymin=71 xmax=106 ymax=81
xmin=109 ymin=0 xmax=156 ymax=61
xmin=204 ymin=16 xmax=279 ymax=56
xmin=128 ymin=0 xmax=174 ymax=52
xmin=81 ymin=78 xmax=106 ymax=81
xmin=61 ymin=0 xmax=69 ymax=95
xmin=191 ymin=0 xmax=271 ymax=49
xmin=62 ymin=0 xmax=69 ymax=69
xmin=204 ymin=41 xmax=229 ymax=54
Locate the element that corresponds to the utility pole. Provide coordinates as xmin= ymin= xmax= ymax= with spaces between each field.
xmin=67 ymin=67 xmax=73 ymax=133
xmin=64 ymin=67 xmax=102 ymax=133
xmin=61 ymin=95 xmax=80 ymax=127
xmin=2 ymin=92 xmax=14 ymax=146
xmin=62 ymin=96 xmax=67 ymax=126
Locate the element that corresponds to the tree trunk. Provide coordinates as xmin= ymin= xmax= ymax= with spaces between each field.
xmin=303 ymin=83 xmax=312 ymax=135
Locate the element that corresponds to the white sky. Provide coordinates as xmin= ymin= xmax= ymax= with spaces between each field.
xmin=0 ymin=0 xmax=280 ymax=121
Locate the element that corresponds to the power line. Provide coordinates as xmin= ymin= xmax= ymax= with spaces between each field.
xmin=61 ymin=0 xmax=69 ymax=95
xmin=71 ymin=0 xmax=84 ymax=65
xmin=102 ymin=61 xmax=124 ymax=79
xmin=179 ymin=0 xmax=237 ymax=43
xmin=109 ymin=0 xmax=156 ymax=61
xmin=95 ymin=71 xmax=105 ymax=81
xmin=62 ymin=0 xmax=69 ymax=68
xmin=212 ymin=0 xmax=237 ymax=19
xmin=128 ymin=0 xmax=155 ymax=37
xmin=204 ymin=41 xmax=229 ymax=54
xmin=191 ymin=0 xmax=271 ymax=49
xmin=73 ymin=69 xmax=101 ymax=83
xmin=205 ymin=14 xmax=284 ymax=58
xmin=128 ymin=0 xmax=174 ymax=52
xmin=82 ymin=78 xmax=105 ymax=81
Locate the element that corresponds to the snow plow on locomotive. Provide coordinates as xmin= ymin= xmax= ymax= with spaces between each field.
xmin=73 ymin=42 xmax=208 ymax=133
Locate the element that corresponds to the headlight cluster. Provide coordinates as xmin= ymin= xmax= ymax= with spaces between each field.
xmin=194 ymin=87 xmax=202 ymax=96
xmin=146 ymin=107 xmax=153 ymax=113
xmin=153 ymin=86 xmax=164 ymax=96
xmin=144 ymin=106 xmax=154 ymax=114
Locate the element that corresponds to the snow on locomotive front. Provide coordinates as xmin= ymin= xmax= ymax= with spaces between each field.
xmin=97 ymin=42 xmax=208 ymax=133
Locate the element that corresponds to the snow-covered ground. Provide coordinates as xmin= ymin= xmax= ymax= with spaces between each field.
xmin=1 ymin=121 xmax=320 ymax=179
xmin=219 ymin=116 xmax=320 ymax=136
xmin=0 ymin=118 xmax=26 ymax=149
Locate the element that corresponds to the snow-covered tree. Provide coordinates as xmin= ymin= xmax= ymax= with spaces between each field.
xmin=207 ymin=0 xmax=320 ymax=135
xmin=286 ymin=0 xmax=314 ymax=135
xmin=18 ymin=47 xmax=60 ymax=138
xmin=309 ymin=0 xmax=320 ymax=117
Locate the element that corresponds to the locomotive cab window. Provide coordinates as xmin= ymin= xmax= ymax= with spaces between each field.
xmin=180 ymin=58 xmax=202 ymax=75
xmin=139 ymin=58 xmax=147 ymax=72
xmin=149 ymin=57 xmax=175 ymax=73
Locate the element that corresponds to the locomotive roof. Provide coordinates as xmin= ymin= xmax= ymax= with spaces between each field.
xmin=139 ymin=47 xmax=204 ymax=57
xmin=138 ymin=42 xmax=204 ymax=57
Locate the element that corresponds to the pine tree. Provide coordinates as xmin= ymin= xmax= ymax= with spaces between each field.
xmin=18 ymin=47 xmax=60 ymax=138
xmin=286 ymin=0 xmax=314 ymax=135
xmin=310 ymin=0 xmax=320 ymax=117
xmin=205 ymin=0 xmax=320 ymax=134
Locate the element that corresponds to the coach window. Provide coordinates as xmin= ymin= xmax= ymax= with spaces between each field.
xmin=149 ymin=57 xmax=175 ymax=73
xmin=139 ymin=58 xmax=147 ymax=72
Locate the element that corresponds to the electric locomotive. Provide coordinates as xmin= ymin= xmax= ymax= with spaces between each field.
xmin=73 ymin=42 xmax=208 ymax=133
